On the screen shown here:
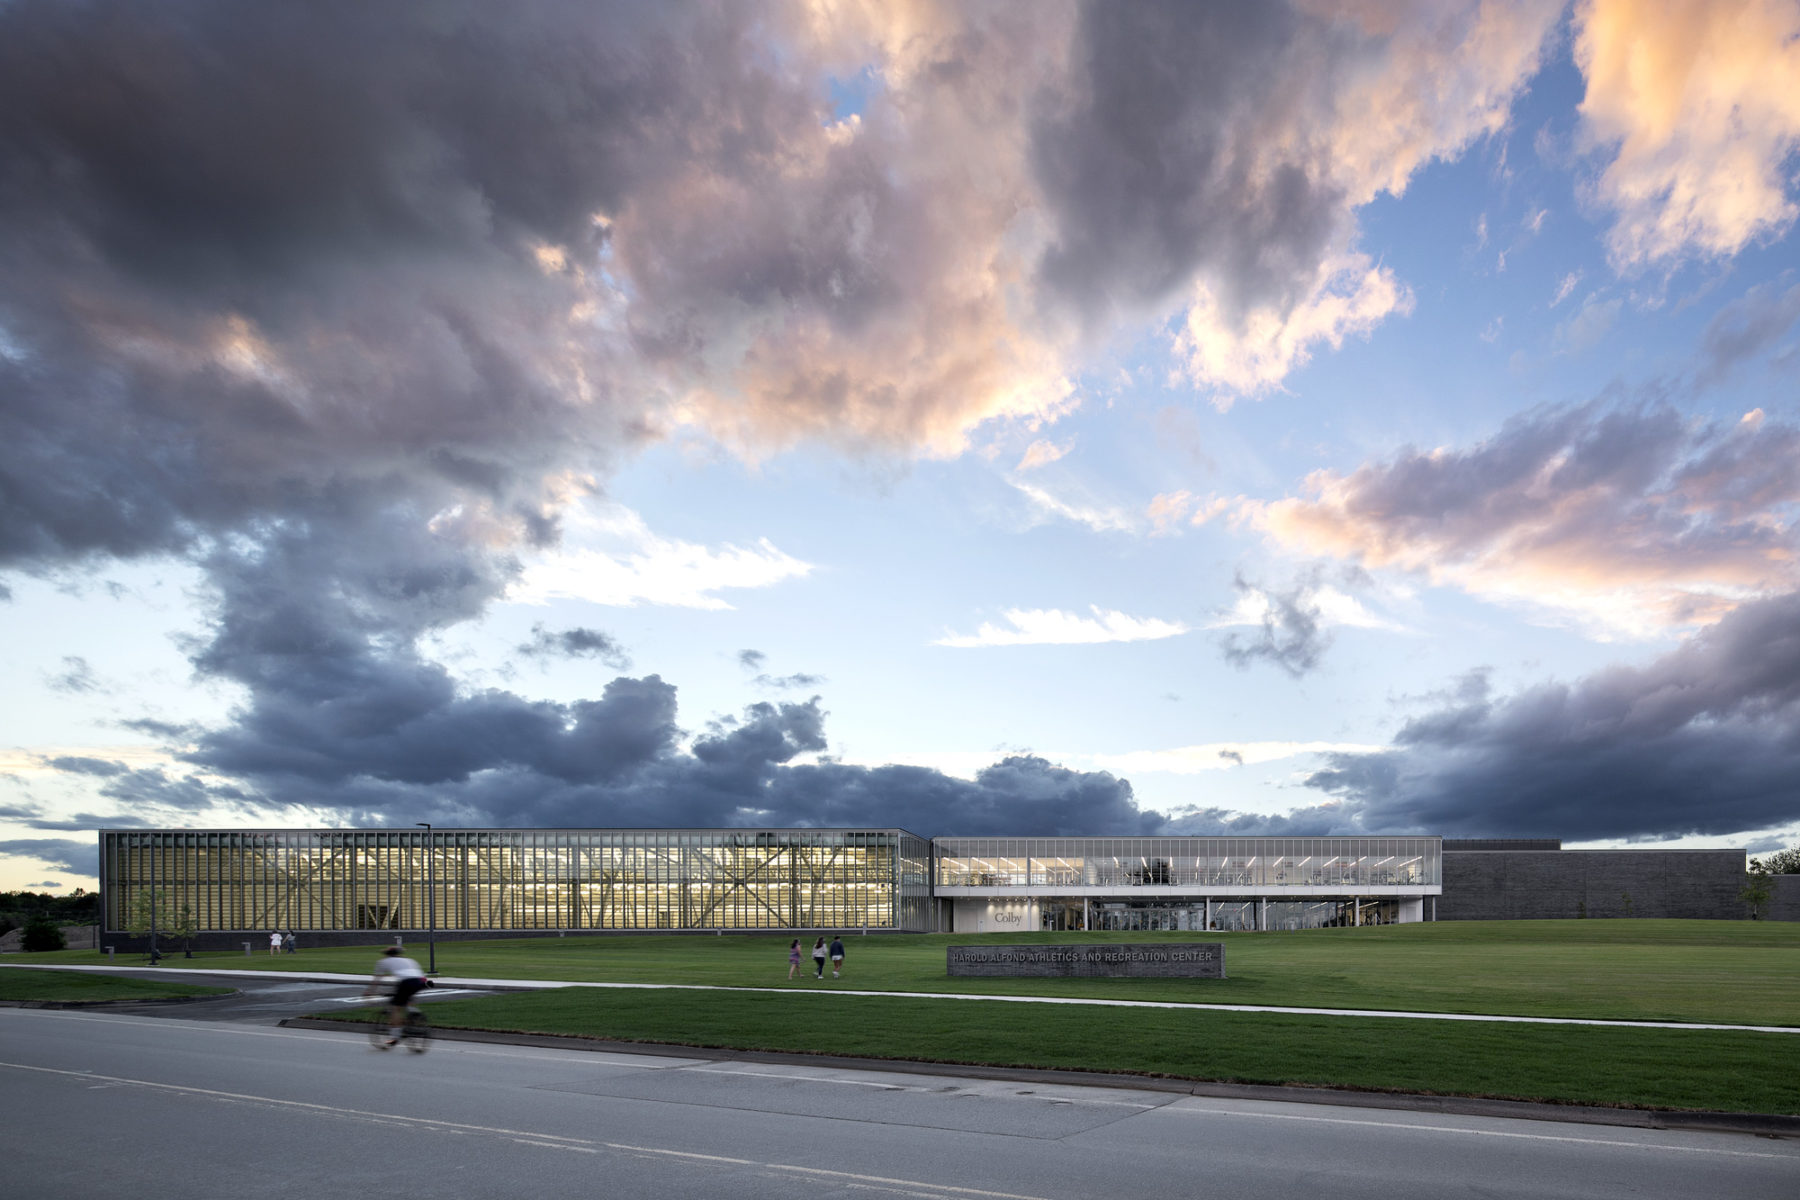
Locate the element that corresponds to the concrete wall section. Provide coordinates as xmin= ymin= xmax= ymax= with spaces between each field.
xmin=1766 ymin=874 xmax=1800 ymax=922
xmin=1439 ymin=849 xmax=1748 ymax=920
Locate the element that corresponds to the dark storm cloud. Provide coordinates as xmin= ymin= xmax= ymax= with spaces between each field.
xmin=0 ymin=3 xmax=1555 ymax=842
xmin=1304 ymin=591 xmax=1800 ymax=839
xmin=142 ymin=598 xmax=1166 ymax=835
xmin=0 ymin=839 xmax=95 ymax=876
xmin=1163 ymin=804 xmax=1358 ymax=837
xmin=28 ymin=811 xmax=155 ymax=830
xmin=1032 ymin=1 xmax=1341 ymax=323
xmin=517 ymin=624 xmax=631 ymax=669
xmin=1219 ymin=573 xmax=1331 ymax=677
xmin=1255 ymin=401 xmax=1800 ymax=629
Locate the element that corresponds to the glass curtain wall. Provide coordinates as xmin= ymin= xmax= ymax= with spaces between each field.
xmin=102 ymin=829 xmax=929 ymax=933
xmin=932 ymin=836 xmax=1441 ymax=889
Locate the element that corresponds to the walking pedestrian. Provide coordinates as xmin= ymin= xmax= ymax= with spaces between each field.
xmin=787 ymin=938 xmax=802 ymax=980
xmin=811 ymin=936 xmax=827 ymax=978
xmin=268 ymin=930 xmax=282 ymax=956
xmin=829 ymin=934 xmax=845 ymax=978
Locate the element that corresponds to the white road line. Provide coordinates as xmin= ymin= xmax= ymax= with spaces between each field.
xmin=0 ymin=1061 xmax=1058 ymax=1199
xmin=1159 ymin=1103 xmax=1798 ymax=1160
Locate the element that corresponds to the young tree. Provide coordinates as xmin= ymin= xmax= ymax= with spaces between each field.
xmin=1741 ymin=860 xmax=1774 ymax=920
xmin=123 ymin=889 xmax=196 ymax=957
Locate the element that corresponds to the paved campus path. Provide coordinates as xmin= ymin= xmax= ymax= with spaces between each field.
xmin=11 ymin=962 xmax=1799 ymax=1034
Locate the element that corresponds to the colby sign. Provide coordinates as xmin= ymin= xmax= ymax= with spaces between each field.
xmin=947 ymin=943 xmax=1225 ymax=979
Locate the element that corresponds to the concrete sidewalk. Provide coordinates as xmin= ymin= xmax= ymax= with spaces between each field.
xmin=8 ymin=962 xmax=1798 ymax=1034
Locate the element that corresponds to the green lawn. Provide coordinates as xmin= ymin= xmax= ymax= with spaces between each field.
xmin=0 ymin=966 xmax=232 ymax=1004
xmin=25 ymin=922 xmax=1800 ymax=1112
xmin=47 ymin=920 xmax=1800 ymax=1024
xmin=378 ymin=986 xmax=1800 ymax=1115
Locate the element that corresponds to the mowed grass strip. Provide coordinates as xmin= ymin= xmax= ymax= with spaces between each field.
xmin=73 ymin=920 xmax=1800 ymax=1025
xmin=0 ymin=967 xmax=231 ymax=1004
xmin=387 ymin=986 xmax=1800 ymax=1116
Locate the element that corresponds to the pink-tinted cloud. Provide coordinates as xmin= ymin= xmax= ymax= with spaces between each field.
xmin=1247 ymin=403 xmax=1800 ymax=634
xmin=1576 ymin=0 xmax=1800 ymax=269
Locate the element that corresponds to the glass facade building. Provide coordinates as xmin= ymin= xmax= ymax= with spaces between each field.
xmin=101 ymin=828 xmax=933 ymax=934
xmin=99 ymin=828 xmax=1440 ymax=937
xmin=932 ymin=836 xmax=1442 ymax=931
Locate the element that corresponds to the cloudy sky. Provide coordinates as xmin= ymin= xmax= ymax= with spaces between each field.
xmin=4 ymin=0 xmax=1800 ymax=890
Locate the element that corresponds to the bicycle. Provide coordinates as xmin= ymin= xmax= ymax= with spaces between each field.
xmin=364 ymin=986 xmax=431 ymax=1054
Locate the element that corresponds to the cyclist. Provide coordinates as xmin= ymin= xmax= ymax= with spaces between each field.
xmin=365 ymin=946 xmax=431 ymax=1047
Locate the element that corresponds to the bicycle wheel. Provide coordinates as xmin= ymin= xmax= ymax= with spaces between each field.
xmin=369 ymin=1015 xmax=396 ymax=1050
xmin=404 ymin=1009 xmax=430 ymax=1054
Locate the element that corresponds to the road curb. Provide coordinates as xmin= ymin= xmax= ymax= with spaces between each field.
xmin=278 ymin=1017 xmax=1800 ymax=1138
xmin=1 ymin=991 xmax=241 ymax=1010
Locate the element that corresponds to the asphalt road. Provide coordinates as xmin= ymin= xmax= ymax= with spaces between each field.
xmin=49 ymin=966 xmax=502 ymax=1022
xmin=2 ymin=1006 xmax=1795 ymax=1199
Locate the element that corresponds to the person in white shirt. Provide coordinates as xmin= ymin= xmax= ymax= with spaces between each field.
xmin=365 ymin=947 xmax=430 ymax=1046
xmin=268 ymin=930 xmax=282 ymax=956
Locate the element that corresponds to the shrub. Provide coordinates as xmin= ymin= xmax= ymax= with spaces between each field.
xmin=21 ymin=919 xmax=66 ymax=952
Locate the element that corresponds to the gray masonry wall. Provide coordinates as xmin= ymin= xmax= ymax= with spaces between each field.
xmin=1766 ymin=874 xmax=1800 ymax=922
xmin=1439 ymin=849 xmax=1749 ymax=920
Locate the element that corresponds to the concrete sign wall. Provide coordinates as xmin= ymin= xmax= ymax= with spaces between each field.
xmin=947 ymin=943 xmax=1225 ymax=979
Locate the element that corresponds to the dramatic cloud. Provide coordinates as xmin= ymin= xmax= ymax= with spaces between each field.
xmin=1576 ymin=0 xmax=1800 ymax=268
xmin=516 ymin=624 xmax=631 ymax=670
xmin=1034 ymin=0 xmax=1557 ymax=397
xmin=1247 ymin=402 xmax=1800 ymax=635
xmin=0 ymin=839 xmax=95 ymax=877
xmin=0 ymin=3 xmax=1616 ymax=848
xmin=109 ymin=656 xmax=1163 ymax=839
xmin=936 ymin=607 xmax=1190 ymax=648
xmin=1306 ymin=590 xmax=1800 ymax=840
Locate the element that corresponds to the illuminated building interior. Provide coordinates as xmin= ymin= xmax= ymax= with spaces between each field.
xmin=102 ymin=828 xmax=932 ymax=934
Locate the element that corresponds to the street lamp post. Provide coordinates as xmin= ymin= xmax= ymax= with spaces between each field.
xmin=416 ymin=823 xmax=436 ymax=974
xmin=147 ymin=833 xmax=159 ymax=965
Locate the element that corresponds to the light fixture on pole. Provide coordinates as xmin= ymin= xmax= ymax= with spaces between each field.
xmin=416 ymin=822 xmax=436 ymax=974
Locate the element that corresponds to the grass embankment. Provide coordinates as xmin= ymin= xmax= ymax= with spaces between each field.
xmin=36 ymin=923 xmax=1800 ymax=1111
xmin=54 ymin=920 xmax=1800 ymax=1023
xmin=0 ymin=967 xmax=231 ymax=1004
xmin=398 ymin=986 xmax=1800 ymax=1116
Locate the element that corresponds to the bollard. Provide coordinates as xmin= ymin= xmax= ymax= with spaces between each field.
xmin=243 ymin=942 xmax=252 ymax=956
xmin=106 ymin=946 xmax=115 ymax=962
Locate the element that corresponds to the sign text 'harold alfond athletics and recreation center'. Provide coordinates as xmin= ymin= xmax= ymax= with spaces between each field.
xmin=947 ymin=943 xmax=1226 ymax=979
